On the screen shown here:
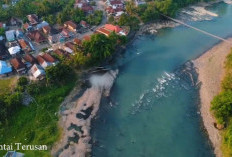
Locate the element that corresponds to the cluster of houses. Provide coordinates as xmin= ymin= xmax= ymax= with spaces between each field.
xmin=74 ymin=0 xmax=94 ymax=14
xmin=0 ymin=0 xmax=131 ymax=80
xmin=0 ymin=29 xmax=90 ymax=80
xmin=105 ymin=0 xmax=146 ymax=20
xmin=105 ymin=0 xmax=125 ymax=19
xmin=0 ymin=24 xmax=128 ymax=80
xmin=22 ymin=14 xmax=80 ymax=45
xmin=0 ymin=52 xmax=58 ymax=80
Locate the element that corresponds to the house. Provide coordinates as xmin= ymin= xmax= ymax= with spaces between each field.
xmin=10 ymin=57 xmax=26 ymax=73
xmin=42 ymin=25 xmax=51 ymax=34
xmin=65 ymin=42 xmax=76 ymax=51
xmin=36 ymin=21 xmax=49 ymax=30
xmin=61 ymin=28 xmax=70 ymax=38
xmin=54 ymin=49 xmax=69 ymax=57
xmin=106 ymin=6 xmax=124 ymax=16
xmin=73 ymin=38 xmax=82 ymax=46
xmin=74 ymin=0 xmax=85 ymax=8
xmin=104 ymin=24 xmax=122 ymax=33
xmin=64 ymin=42 xmax=76 ymax=53
xmin=27 ymin=30 xmax=46 ymax=43
xmin=0 ymin=60 xmax=12 ymax=76
xmin=30 ymin=64 xmax=45 ymax=80
xmin=80 ymin=20 xmax=89 ymax=28
xmin=107 ymin=0 xmax=124 ymax=9
xmin=115 ymin=10 xmax=124 ymax=17
xmin=96 ymin=27 xmax=111 ymax=36
xmin=16 ymin=29 xmax=24 ymax=38
xmin=0 ymin=22 xmax=6 ymax=29
xmin=48 ymin=34 xmax=59 ymax=44
xmin=18 ymin=39 xmax=32 ymax=53
xmin=8 ymin=46 xmax=21 ymax=56
xmin=0 ymin=41 xmax=9 ymax=60
xmin=23 ymin=54 xmax=37 ymax=68
xmin=23 ymin=23 xmax=32 ymax=31
xmin=10 ymin=17 xmax=17 ymax=26
xmin=42 ymin=53 xmax=57 ymax=64
xmin=37 ymin=53 xmax=57 ymax=69
xmin=4 ymin=151 xmax=24 ymax=157
xmin=81 ymin=4 xmax=94 ymax=14
xmin=27 ymin=14 xmax=39 ymax=25
xmin=37 ymin=55 xmax=50 ymax=69
xmin=106 ymin=6 xmax=115 ymax=15
xmin=64 ymin=21 xmax=77 ymax=32
xmin=5 ymin=30 xmax=15 ymax=41
xmin=103 ymin=24 xmax=128 ymax=36
xmin=9 ymin=41 xmax=19 ymax=47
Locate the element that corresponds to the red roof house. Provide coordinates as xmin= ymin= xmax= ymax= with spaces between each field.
xmin=28 ymin=30 xmax=46 ymax=43
xmin=96 ymin=27 xmax=111 ymax=36
xmin=104 ymin=24 xmax=122 ymax=33
xmin=42 ymin=25 xmax=51 ymax=34
xmin=18 ymin=39 xmax=32 ymax=53
xmin=10 ymin=58 xmax=26 ymax=73
xmin=64 ymin=21 xmax=77 ymax=32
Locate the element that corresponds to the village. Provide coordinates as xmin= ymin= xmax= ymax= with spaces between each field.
xmin=0 ymin=0 xmax=134 ymax=81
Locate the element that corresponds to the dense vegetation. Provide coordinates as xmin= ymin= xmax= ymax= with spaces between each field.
xmin=211 ymin=49 xmax=232 ymax=157
xmin=65 ymin=32 xmax=127 ymax=68
xmin=0 ymin=0 xmax=102 ymax=25
xmin=114 ymin=0 xmax=212 ymax=30
xmin=82 ymin=33 xmax=127 ymax=64
xmin=0 ymin=62 xmax=76 ymax=156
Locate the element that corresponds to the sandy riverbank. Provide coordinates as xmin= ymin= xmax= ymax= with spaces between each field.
xmin=193 ymin=39 xmax=232 ymax=157
xmin=51 ymin=69 xmax=118 ymax=157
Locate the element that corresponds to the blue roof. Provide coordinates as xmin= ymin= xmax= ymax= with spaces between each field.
xmin=0 ymin=60 xmax=12 ymax=75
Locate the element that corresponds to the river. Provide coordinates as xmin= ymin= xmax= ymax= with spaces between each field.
xmin=91 ymin=2 xmax=232 ymax=157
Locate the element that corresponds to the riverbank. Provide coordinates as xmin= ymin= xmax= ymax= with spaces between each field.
xmin=193 ymin=38 xmax=232 ymax=157
xmin=51 ymin=69 xmax=118 ymax=157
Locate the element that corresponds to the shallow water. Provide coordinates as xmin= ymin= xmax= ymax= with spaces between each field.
xmin=92 ymin=2 xmax=232 ymax=157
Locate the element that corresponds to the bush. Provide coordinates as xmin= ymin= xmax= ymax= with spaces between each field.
xmin=211 ymin=90 xmax=232 ymax=124
xmin=27 ymin=83 xmax=43 ymax=95
xmin=17 ymin=77 xmax=28 ymax=87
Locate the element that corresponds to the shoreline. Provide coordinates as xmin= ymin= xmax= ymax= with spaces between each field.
xmin=193 ymin=38 xmax=232 ymax=157
xmin=51 ymin=69 xmax=118 ymax=157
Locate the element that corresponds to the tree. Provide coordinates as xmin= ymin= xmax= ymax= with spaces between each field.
xmin=86 ymin=10 xmax=103 ymax=25
xmin=83 ymin=34 xmax=114 ymax=63
xmin=45 ymin=63 xmax=73 ymax=85
xmin=108 ymin=16 xmax=115 ymax=24
xmin=43 ymin=14 xmax=56 ymax=25
xmin=118 ymin=14 xmax=139 ymax=30
xmin=211 ymin=90 xmax=232 ymax=124
xmin=69 ymin=51 xmax=88 ymax=69
xmin=17 ymin=77 xmax=28 ymax=87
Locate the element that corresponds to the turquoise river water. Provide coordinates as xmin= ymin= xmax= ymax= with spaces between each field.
xmin=92 ymin=2 xmax=232 ymax=157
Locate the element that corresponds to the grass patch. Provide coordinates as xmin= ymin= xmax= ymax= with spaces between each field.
xmin=0 ymin=77 xmax=76 ymax=157
xmin=0 ymin=77 xmax=17 ymax=94
xmin=222 ymin=120 xmax=232 ymax=157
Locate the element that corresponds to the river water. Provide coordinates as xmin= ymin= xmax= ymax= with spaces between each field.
xmin=92 ymin=2 xmax=232 ymax=157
